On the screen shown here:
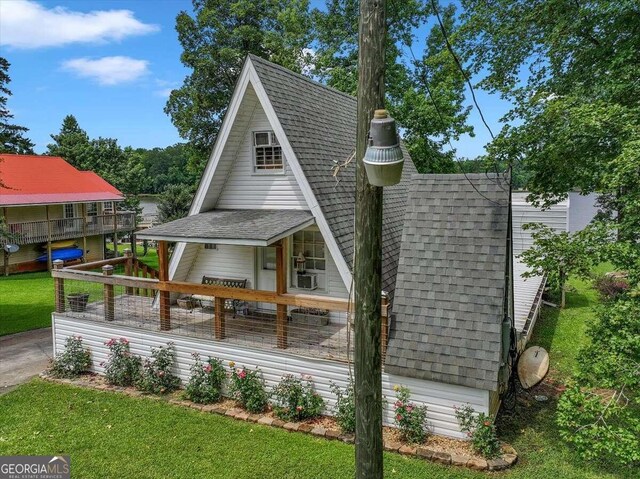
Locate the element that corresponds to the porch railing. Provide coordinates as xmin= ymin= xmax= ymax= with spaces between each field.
xmin=6 ymin=212 xmax=136 ymax=245
xmin=51 ymin=255 xmax=390 ymax=362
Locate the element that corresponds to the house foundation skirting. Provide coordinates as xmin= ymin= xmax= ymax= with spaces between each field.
xmin=52 ymin=314 xmax=490 ymax=438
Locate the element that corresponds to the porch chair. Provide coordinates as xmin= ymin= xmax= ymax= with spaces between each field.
xmin=190 ymin=276 xmax=248 ymax=318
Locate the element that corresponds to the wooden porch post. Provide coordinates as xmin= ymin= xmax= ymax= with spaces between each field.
xmin=103 ymin=265 xmax=114 ymax=321
xmin=124 ymin=249 xmax=133 ymax=295
xmin=46 ymin=205 xmax=52 ymax=271
xmin=112 ymin=212 xmax=118 ymax=258
xmin=53 ymin=260 xmax=65 ymax=313
xmin=2 ymin=207 xmax=8 ymax=276
xmin=214 ymin=296 xmax=226 ymax=340
xmin=81 ymin=203 xmax=87 ymax=261
xmin=275 ymin=240 xmax=288 ymax=349
xmin=158 ymin=240 xmax=171 ymax=331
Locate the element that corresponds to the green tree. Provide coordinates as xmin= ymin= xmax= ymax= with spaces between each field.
xmin=166 ymin=0 xmax=313 ymax=174
xmin=519 ymin=224 xmax=599 ymax=308
xmin=0 ymin=57 xmax=34 ymax=154
xmin=461 ymin=0 xmax=640 ymax=274
xmin=47 ymin=114 xmax=92 ymax=168
xmin=157 ymin=184 xmax=195 ymax=224
xmin=313 ymin=1 xmax=472 ymax=173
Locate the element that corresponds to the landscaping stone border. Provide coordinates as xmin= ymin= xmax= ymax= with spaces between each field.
xmin=39 ymin=373 xmax=518 ymax=472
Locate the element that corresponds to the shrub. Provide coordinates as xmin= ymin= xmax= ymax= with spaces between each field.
xmin=330 ymin=381 xmax=355 ymax=433
xmin=556 ymin=383 xmax=640 ymax=465
xmin=102 ymin=337 xmax=141 ymax=386
xmin=271 ymin=374 xmax=324 ymax=422
xmin=593 ymin=273 xmax=629 ymax=302
xmin=393 ymin=385 xmax=429 ymax=443
xmin=137 ymin=342 xmax=181 ymax=394
xmin=455 ymin=404 xmax=501 ymax=459
xmin=185 ymin=353 xmax=226 ymax=404
xmin=49 ymin=335 xmax=91 ymax=378
xmin=228 ymin=363 xmax=268 ymax=413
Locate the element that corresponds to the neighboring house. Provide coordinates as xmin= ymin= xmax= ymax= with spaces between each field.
xmin=0 ymin=154 xmax=135 ymax=275
xmin=51 ymin=56 xmax=548 ymax=437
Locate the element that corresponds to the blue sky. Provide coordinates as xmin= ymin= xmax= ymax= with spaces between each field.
xmin=0 ymin=0 xmax=511 ymax=159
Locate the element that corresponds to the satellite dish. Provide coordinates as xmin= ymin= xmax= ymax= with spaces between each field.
xmin=3 ymin=244 xmax=19 ymax=254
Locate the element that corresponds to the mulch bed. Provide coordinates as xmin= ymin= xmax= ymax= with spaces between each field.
xmin=40 ymin=372 xmax=518 ymax=472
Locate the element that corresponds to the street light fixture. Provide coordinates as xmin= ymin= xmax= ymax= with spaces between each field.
xmin=363 ymin=109 xmax=404 ymax=186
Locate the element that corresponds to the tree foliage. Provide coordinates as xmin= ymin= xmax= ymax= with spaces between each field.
xmin=157 ymin=184 xmax=195 ymax=224
xmin=461 ymin=2 xmax=640 ymax=465
xmin=0 ymin=57 xmax=34 ymax=155
xmin=166 ymin=0 xmax=314 ymax=174
xmin=313 ymin=0 xmax=472 ymax=173
xmin=461 ymin=0 xmax=640 ymax=274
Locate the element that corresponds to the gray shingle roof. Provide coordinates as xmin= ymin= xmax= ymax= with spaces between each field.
xmin=249 ymin=55 xmax=417 ymax=301
xmin=384 ymin=174 xmax=510 ymax=391
xmin=137 ymin=209 xmax=314 ymax=246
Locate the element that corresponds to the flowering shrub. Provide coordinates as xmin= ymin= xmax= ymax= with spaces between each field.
xmin=185 ymin=353 xmax=226 ymax=404
xmin=102 ymin=337 xmax=141 ymax=386
xmin=330 ymin=381 xmax=355 ymax=433
xmin=454 ymin=404 xmax=501 ymax=459
xmin=136 ymin=342 xmax=181 ymax=394
xmin=49 ymin=335 xmax=91 ymax=378
xmin=271 ymin=374 xmax=325 ymax=422
xmin=228 ymin=363 xmax=268 ymax=413
xmin=393 ymin=385 xmax=429 ymax=443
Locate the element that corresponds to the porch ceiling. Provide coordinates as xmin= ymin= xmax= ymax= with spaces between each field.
xmin=136 ymin=209 xmax=315 ymax=246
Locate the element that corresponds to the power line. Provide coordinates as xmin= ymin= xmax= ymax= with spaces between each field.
xmin=388 ymin=0 xmax=507 ymax=206
xmin=429 ymin=0 xmax=495 ymax=141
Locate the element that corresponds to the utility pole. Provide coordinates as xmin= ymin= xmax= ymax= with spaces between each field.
xmin=354 ymin=0 xmax=386 ymax=477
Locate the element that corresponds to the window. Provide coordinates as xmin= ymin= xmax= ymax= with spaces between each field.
xmin=262 ymin=247 xmax=276 ymax=270
xmin=86 ymin=203 xmax=98 ymax=216
xmin=63 ymin=204 xmax=75 ymax=219
xmin=253 ymin=131 xmax=283 ymax=172
xmin=103 ymin=201 xmax=114 ymax=213
xmin=291 ymin=230 xmax=325 ymax=271
xmin=204 ymin=244 xmax=217 ymax=250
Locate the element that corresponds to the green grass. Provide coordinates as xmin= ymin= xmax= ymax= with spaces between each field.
xmin=0 ymin=379 xmax=633 ymax=479
xmin=1 ymin=263 xmax=632 ymax=478
xmin=0 ymin=248 xmax=158 ymax=336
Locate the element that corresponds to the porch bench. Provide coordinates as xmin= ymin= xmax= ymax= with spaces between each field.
xmin=190 ymin=276 xmax=248 ymax=317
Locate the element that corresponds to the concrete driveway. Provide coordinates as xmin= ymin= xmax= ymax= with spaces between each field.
xmin=0 ymin=328 xmax=52 ymax=395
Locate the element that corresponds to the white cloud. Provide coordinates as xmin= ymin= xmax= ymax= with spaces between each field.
xmin=0 ymin=0 xmax=158 ymax=49
xmin=62 ymin=56 xmax=149 ymax=85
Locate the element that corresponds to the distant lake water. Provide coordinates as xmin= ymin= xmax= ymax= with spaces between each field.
xmin=139 ymin=195 xmax=159 ymax=221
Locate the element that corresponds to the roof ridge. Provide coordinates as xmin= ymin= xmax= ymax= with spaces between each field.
xmin=247 ymin=54 xmax=357 ymax=103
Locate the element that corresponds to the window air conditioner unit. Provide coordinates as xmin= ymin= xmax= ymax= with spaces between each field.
xmin=296 ymin=273 xmax=317 ymax=290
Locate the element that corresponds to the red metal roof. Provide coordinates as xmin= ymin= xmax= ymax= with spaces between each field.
xmin=0 ymin=154 xmax=123 ymax=206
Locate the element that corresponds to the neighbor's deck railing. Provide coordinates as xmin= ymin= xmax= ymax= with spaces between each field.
xmin=6 ymin=212 xmax=136 ymax=245
xmin=51 ymin=255 xmax=390 ymax=361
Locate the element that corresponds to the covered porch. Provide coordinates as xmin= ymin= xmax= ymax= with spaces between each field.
xmin=52 ymin=209 xmax=389 ymax=362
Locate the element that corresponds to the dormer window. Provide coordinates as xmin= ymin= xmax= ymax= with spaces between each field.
xmin=253 ymin=131 xmax=283 ymax=173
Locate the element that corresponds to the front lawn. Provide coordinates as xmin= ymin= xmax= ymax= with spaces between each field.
xmin=1 ymin=264 xmax=633 ymax=478
xmin=0 ymin=248 xmax=158 ymax=336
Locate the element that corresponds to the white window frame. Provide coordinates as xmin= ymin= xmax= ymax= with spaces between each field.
xmin=63 ymin=204 xmax=76 ymax=219
xmin=252 ymin=131 xmax=284 ymax=174
xmin=289 ymin=229 xmax=326 ymax=292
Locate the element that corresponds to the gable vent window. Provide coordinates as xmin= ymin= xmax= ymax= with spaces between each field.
xmin=253 ymin=131 xmax=283 ymax=172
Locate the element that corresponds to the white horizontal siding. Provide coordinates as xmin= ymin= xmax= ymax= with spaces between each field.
xmin=214 ymin=88 xmax=307 ymax=210
xmin=171 ymin=243 xmax=199 ymax=282
xmin=186 ymin=245 xmax=255 ymax=288
xmin=52 ymin=315 xmax=488 ymax=438
xmin=512 ymin=195 xmax=568 ymax=255
xmin=513 ymin=258 xmax=544 ymax=333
